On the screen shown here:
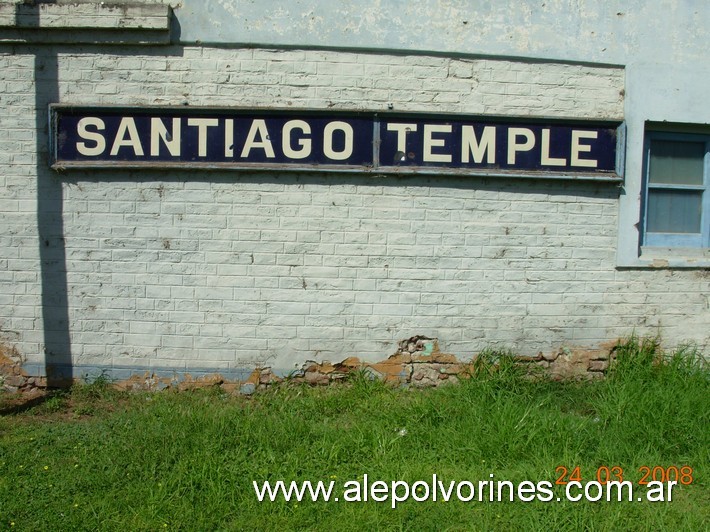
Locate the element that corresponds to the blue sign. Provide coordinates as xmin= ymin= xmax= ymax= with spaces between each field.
xmin=51 ymin=106 xmax=621 ymax=179
xmin=379 ymin=119 xmax=618 ymax=172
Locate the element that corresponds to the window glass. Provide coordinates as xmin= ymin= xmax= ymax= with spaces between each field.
xmin=642 ymin=129 xmax=709 ymax=250
xmin=646 ymin=189 xmax=702 ymax=233
xmin=649 ymin=140 xmax=704 ymax=185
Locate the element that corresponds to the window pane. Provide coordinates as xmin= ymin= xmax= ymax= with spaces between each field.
xmin=647 ymin=189 xmax=702 ymax=233
xmin=649 ymin=140 xmax=704 ymax=185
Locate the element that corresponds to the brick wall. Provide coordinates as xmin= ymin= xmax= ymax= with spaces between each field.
xmin=64 ymin=48 xmax=625 ymax=117
xmin=1 ymin=45 xmax=707 ymax=384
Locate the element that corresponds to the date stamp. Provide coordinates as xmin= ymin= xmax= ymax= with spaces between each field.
xmin=555 ymin=465 xmax=694 ymax=486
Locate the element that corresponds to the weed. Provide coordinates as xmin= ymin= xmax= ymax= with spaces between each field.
xmin=607 ymin=334 xmax=662 ymax=380
xmin=346 ymin=367 xmax=381 ymax=387
xmin=72 ymin=406 xmax=95 ymax=417
xmin=467 ymin=347 xmax=525 ymax=380
xmin=35 ymin=393 xmax=68 ymax=414
xmin=71 ymin=370 xmax=116 ymax=401
xmin=592 ymin=336 xmax=709 ymax=463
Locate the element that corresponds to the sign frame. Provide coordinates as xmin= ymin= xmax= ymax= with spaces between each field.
xmin=50 ymin=105 xmax=625 ymax=182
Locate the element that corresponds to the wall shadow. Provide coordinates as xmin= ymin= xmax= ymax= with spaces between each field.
xmin=60 ymin=167 xmax=623 ymax=201
xmin=27 ymin=16 xmax=73 ymax=387
xmin=15 ymin=2 xmax=181 ymax=388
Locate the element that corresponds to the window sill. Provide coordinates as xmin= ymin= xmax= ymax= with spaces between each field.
xmin=624 ymin=247 xmax=710 ymax=269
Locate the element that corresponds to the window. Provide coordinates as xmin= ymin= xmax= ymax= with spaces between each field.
xmin=642 ymin=131 xmax=709 ymax=248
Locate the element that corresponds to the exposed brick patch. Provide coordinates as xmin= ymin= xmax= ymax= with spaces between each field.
xmin=237 ymin=337 xmax=620 ymax=393
xmin=0 ymin=336 xmax=667 ymax=396
xmin=0 ymin=343 xmax=38 ymax=393
xmin=0 ymin=336 xmax=627 ymax=396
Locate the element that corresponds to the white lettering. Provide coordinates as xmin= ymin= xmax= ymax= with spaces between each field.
xmin=386 ymin=123 xmax=418 ymax=153
xmin=456 ymin=481 xmax=475 ymax=502
xmin=540 ymin=128 xmax=566 ymax=166
xmin=282 ymin=120 xmax=312 ymax=159
xmin=667 ymin=481 xmax=676 ymax=502
xmin=342 ymin=480 xmax=362 ymax=502
xmin=187 ymin=118 xmax=219 ymax=158
xmin=461 ymin=125 xmax=496 ymax=164
xmin=606 ymin=481 xmax=634 ymax=501
xmin=110 ymin=117 xmax=144 ymax=157
xmin=241 ymin=119 xmax=275 ymax=159
xmin=323 ymin=121 xmax=353 ymax=161
xmin=516 ymin=481 xmax=536 ymax=502
xmin=390 ymin=481 xmax=409 ymax=508
xmin=410 ymin=481 xmax=429 ymax=501
xmin=370 ymin=480 xmax=388 ymax=502
xmin=423 ymin=124 xmax=452 ymax=163
xmin=225 ymin=118 xmax=234 ymax=157
xmin=437 ymin=479 xmax=455 ymax=501
xmin=571 ymin=130 xmax=598 ymax=167
xmin=584 ymin=481 xmax=603 ymax=502
xmin=566 ymin=481 xmax=583 ymax=502
xmin=76 ymin=117 xmax=106 ymax=156
xmin=507 ymin=127 xmax=535 ymax=165
xmin=536 ymin=481 xmax=554 ymax=502
xmin=150 ymin=117 xmax=181 ymax=157
xmin=646 ymin=481 xmax=666 ymax=502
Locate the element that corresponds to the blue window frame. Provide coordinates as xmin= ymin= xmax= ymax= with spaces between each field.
xmin=642 ymin=131 xmax=710 ymax=248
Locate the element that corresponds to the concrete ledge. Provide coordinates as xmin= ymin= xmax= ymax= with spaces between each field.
xmin=0 ymin=3 xmax=170 ymax=30
xmin=0 ymin=3 xmax=171 ymax=44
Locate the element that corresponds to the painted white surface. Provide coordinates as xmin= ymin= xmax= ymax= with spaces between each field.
xmin=176 ymin=0 xmax=710 ymax=267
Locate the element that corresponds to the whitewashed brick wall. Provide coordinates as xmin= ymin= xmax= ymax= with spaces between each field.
xmin=57 ymin=48 xmax=625 ymax=117
xmin=1 ymin=45 xmax=707 ymax=379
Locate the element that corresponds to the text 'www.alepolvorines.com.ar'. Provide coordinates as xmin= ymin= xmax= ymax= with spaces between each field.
xmin=253 ymin=474 xmax=678 ymax=508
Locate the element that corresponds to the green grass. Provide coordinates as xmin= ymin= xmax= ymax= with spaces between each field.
xmin=0 ymin=337 xmax=708 ymax=530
